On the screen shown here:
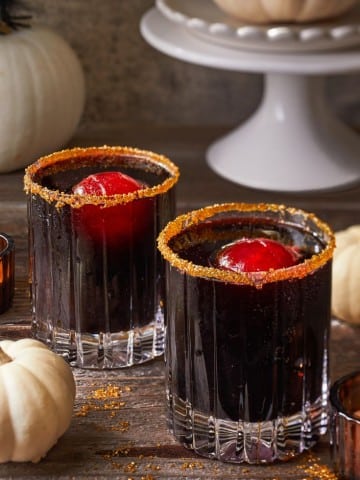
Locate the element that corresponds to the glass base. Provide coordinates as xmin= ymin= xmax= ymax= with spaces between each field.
xmin=32 ymin=320 xmax=165 ymax=368
xmin=169 ymin=394 xmax=328 ymax=464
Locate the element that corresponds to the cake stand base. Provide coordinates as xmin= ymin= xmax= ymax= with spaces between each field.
xmin=207 ymin=73 xmax=360 ymax=192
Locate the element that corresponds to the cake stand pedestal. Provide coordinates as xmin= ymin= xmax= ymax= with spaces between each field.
xmin=141 ymin=7 xmax=360 ymax=192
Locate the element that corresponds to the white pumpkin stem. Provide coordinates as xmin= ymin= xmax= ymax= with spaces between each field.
xmin=0 ymin=347 xmax=11 ymax=365
xmin=0 ymin=20 xmax=12 ymax=34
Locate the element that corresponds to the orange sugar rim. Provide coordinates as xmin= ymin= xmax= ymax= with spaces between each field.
xmin=24 ymin=145 xmax=180 ymax=209
xmin=157 ymin=202 xmax=335 ymax=287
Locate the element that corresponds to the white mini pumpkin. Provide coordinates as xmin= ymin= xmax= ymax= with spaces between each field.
xmin=332 ymin=225 xmax=360 ymax=325
xmin=213 ymin=0 xmax=359 ymax=24
xmin=0 ymin=338 xmax=76 ymax=463
xmin=0 ymin=10 xmax=85 ymax=172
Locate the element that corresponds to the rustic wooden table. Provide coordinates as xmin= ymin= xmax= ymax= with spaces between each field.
xmin=0 ymin=126 xmax=359 ymax=479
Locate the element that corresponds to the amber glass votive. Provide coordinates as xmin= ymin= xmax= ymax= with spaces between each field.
xmin=330 ymin=371 xmax=360 ymax=480
xmin=158 ymin=203 xmax=335 ymax=464
xmin=24 ymin=146 xmax=179 ymax=369
xmin=0 ymin=233 xmax=15 ymax=314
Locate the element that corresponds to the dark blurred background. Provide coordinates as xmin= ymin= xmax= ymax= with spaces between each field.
xmin=28 ymin=0 xmax=360 ymax=133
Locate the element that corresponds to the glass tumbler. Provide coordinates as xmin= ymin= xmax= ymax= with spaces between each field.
xmin=330 ymin=371 xmax=360 ymax=480
xmin=24 ymin=146 xmax=179 ymax=368
xmin=158 ymin=203 xmax=335 ymax=463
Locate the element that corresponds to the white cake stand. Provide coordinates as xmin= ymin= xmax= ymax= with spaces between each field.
xmin=141 ymin=7 xmax=360 ymax=192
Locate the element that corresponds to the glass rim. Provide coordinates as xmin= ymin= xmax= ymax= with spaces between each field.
xmin=157 ymin=202 xmax=335 ymax=287
xmin=24 ymin=146 xmax=180 ymax=208
xmin=330 ymin=370 xmax=360 ymax=422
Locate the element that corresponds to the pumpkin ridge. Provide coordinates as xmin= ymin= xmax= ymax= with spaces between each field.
xmin=213 ymin=0 xmax=358 ymax=23
xmin=261 ymin=0 xmax=303 ymax=22
xmin=3 ymin=363 xmax=63 ymax=462
xmin=21 ymin=28 xmax=45 ymax=161
xmin=347 ymin=247 xmax=360 ymax=321
xmin=53 ymin=27 xmax=84 ymax=142
xmin=15 ymin=352 xmax=75 ymax=435
xmin=43 ymin=29 xmax=85 ymax=144
xmin=332 ymin=226 xmax=360 ymax=326
xmin=5 ymin=338 xmax=48 ymax=356
xmin=0 ymin=369 xmax=16 ymax=463
xmin=0 ymin=32 xmax=20 ymax=164
xmin=17 ymin=28 xmax=62 ymax=160
xmin=14 ymin=360 xmax=66 ymax=436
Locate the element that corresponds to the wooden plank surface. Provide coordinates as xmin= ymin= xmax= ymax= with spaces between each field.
xmin=0 ymin=126 xmax=359 ymax=479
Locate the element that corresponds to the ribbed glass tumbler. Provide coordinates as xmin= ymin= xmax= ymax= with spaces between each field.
xmin=24 ymin=146 xmax=179 ymax=368
xmin=158 ymin=203 xmax=335 ymax=464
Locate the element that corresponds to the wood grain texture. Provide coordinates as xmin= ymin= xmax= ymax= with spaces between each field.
xmin=0 ymin=126 xmax=359 ymax=479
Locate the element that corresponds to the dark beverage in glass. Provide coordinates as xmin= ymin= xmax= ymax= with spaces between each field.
xmin=24 ymin=146 xmax=179 ymax=368
xmin=158 ymin=203 xmax=335 ymax=463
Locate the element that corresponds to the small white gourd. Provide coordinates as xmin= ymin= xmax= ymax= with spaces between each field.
xmin=0 ymin=338 xmax=76 ymax=463
xmin=213 ymin=0 xmax=358 ymax=24
xmin=0 ymin=3 xmax=85 ymax=172
xmin=332 ymin=225 xmax=360 ymax=326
